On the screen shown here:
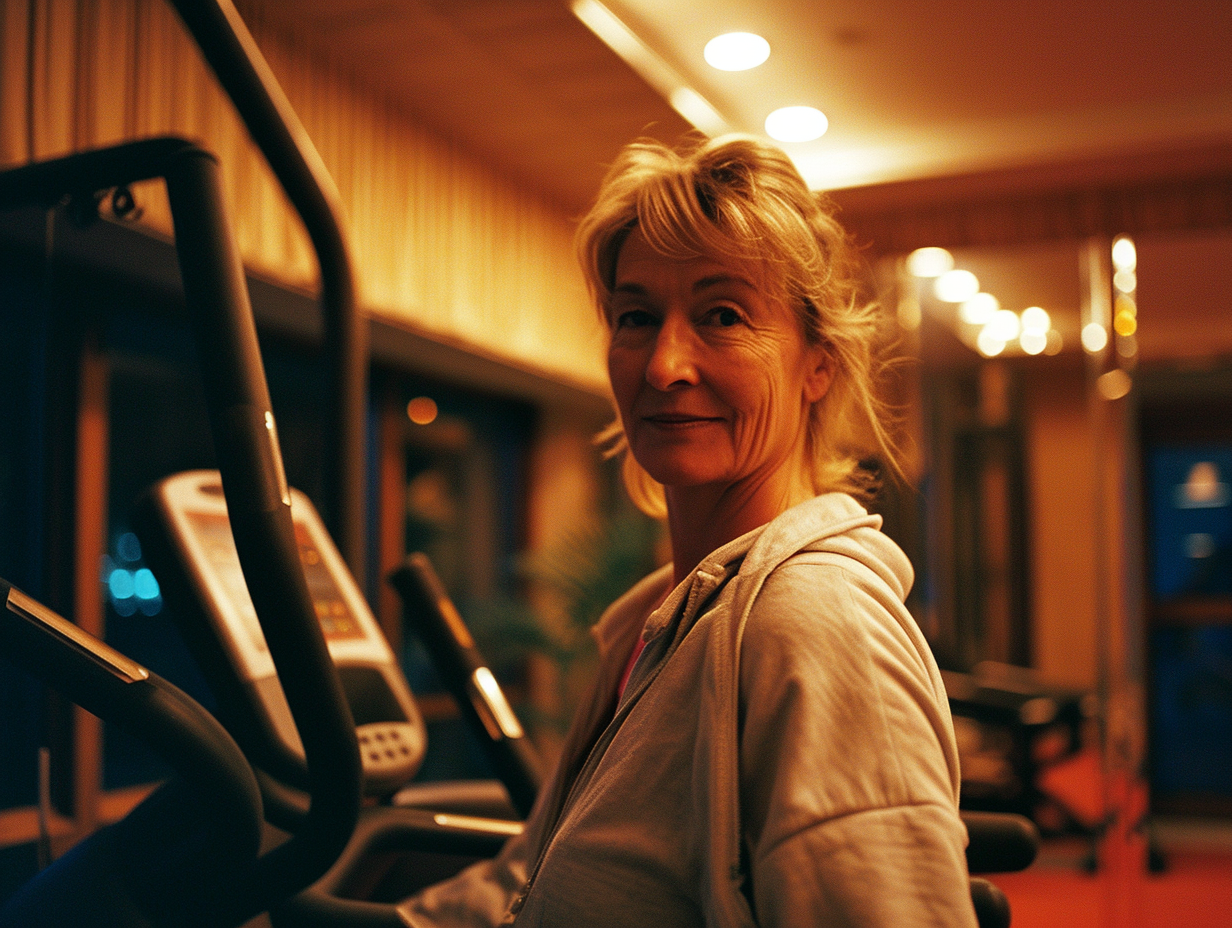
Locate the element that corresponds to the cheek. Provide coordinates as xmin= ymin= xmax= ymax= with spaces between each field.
xmin=607 ymin=348 xmax=641 ymax=417
xmin=722 ymin=349 xmax=809 ymax=444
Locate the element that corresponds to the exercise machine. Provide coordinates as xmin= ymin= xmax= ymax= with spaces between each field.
xmin=0 ymin=136 xmax=362 ymax=927
xmin=136 ymin=472 xmax=425 ymax=809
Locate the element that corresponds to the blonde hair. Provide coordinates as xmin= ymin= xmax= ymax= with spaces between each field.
xmin=576 ymin=134 xmax=899 ymax=518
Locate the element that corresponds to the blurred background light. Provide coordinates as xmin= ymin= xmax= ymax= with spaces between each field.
xmin=1112 ymin=235 xmax=1137 ymax=271
xmin=1097 ymin=368 xmax=1133 ymax=400
xmin=1020 ymin=329 xmax=1048 ymax=355
xmin=765 ymin=105 xmax=828 ymax=142
xmin=959 ymin=292 xmax=999 ymax=325
xmin=977 ymin=327 xmax=1007 ymax=357
xmin=704 ymin=32 xmax=770 ymax=70
xmin=1082 ymin=322 xmax=1109 ymax=353
xmin=988 ymin=309 xmax=1021 ymax=342
xmin=934 ymin=268 xmax=980 ymax=302
xmin=1021 ymin=306 xmax=1051 ymax=334
xmin=407 ymin=396 xmax=439 ymax=425
xmin=907 ymin=247 xmax=954 ymax=278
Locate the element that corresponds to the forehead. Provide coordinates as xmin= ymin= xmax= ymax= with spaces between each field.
xmin=612 ymin=228 xmax=768 ymax=294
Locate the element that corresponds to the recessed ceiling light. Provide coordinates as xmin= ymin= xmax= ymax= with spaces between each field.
xmin=765 ymin=106 xmax=828 ymax=143
xmin=704 ymin=32 xmax=770 ymax=71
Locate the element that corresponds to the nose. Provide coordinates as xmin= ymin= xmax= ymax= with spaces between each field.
xmin=644 ymin=314 xmax=699 ymax=391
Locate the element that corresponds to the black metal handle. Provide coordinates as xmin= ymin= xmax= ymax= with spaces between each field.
xmin=164 ymin=144 xmax=363 ymax=911
xmin=390 ymin=554 xmax=543 ymax=818
xmin=0 ymin=578 xmax=262 ymax=928
xmin=167 ymin=0 xmax=367 ymax=580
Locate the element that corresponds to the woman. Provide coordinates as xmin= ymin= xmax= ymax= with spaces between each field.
xmin=401 ymin=135 xmax=976 ymax=927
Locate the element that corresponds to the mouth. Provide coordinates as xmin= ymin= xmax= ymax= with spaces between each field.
xmin=641 ymin=412 xmax=723 ymax=428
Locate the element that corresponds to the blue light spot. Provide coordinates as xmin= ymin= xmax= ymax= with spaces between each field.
xmin=133 ymin=568 xmax=160 ymax=601
xmin=108 ymin=569 xmax=135 ymax=600
xmin=116 ymin=532 xmax=143 ymax=564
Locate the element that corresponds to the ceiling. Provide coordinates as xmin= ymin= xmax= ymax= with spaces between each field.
xmin=247 ymin=0 xmax=1232 ymax=365
xmin=250 ymin=0 xmax=1232 ymax=213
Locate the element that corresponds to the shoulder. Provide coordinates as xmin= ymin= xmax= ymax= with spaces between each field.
xmin=738 ymin=553 xmax=911 ymax=706
xmin=738 ymin=522 xmax=917 ymax=674
xmin=736 ymin=550 xmax=962 ymax=808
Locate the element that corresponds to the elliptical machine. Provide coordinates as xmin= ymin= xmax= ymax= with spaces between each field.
xmin=0 ymin=136 xmax=362 ymax=927
xmin=0 ymin=0 xmax=372 ymax=919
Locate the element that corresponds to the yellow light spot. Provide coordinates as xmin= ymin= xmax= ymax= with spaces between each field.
xmin=1115 ymin=293 xmax=1137 ymax=317
xmin=1114 ymin=311 xmax=1137 ymax=337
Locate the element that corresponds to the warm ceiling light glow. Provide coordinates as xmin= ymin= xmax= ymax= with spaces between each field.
xmin=1097 ymin=368 xmax=1133 ymax=401
xmin=1114 ymin=269 xmax=1137 ymax=293
xmin=934 ymin=269 xmax=979 ymax=303
xmin=1020 ymin=329 xmax=1048 ymax=355
xmin=1021 ymin=306 xmax=1050 ymax=334
xmin=765 ymin=106 xmax=828 ymax=142
xmin=976 ymin=328 xmax=1006 ymax=357
xmin=571 ymin=0 xmax=729 ymax=135
xmin=987 ymin=309 xmax=1021 ymax=342
xmin=959 ymin=292 xmax=998 ymax=325
xmin=1112 ymin=235 xmax=1137 ymax=271
xmin=1082 ymin=323 xmax=1109 ymax=353
xmin=407 ymin=396 xmax=438 ymax=425
xmin=906 ymin=247 xmax=954 ymax=278
xmin=668 ymin=87 xmax=728 ymax=134
xmin=1045 ymin=330 xmax=1064 ymax=355
xmin=704 ymin=32 xmax=770 ymax=71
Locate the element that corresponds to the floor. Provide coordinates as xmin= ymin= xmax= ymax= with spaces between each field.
xmin=990 ymin=820 xmax=1232 ymax=928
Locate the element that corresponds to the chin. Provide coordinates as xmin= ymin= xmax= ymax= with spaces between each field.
xmin=639 ymin=462 xmax=729 ymax=491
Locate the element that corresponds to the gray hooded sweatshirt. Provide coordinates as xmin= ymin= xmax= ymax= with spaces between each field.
xmin=400 ymin=493 xmax=977 ymax=927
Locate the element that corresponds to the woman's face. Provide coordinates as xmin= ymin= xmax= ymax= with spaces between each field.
xmin=606 ymin=229 xmax=831 ymax=501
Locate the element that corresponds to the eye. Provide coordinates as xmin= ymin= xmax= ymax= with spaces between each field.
xmin=708 ymin=306 xmax=743 ymax=327
xmin=613 ymin=308 xmax=655 ymax=329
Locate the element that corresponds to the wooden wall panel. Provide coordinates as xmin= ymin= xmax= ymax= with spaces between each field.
xmin=1 ymin=0 xmax=605 ymax=393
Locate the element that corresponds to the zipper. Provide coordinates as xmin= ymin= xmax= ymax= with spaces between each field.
xmin=507 ymin=568 xmax=733 ymax=921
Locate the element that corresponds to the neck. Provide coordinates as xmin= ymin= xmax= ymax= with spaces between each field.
xmin=664 ymin=469 xmax=810 ymax=585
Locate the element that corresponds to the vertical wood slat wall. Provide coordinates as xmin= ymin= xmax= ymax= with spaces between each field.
xmin=0 ymin=0 xmax=606 ymax=393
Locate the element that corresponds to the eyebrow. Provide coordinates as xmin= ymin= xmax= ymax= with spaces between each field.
xmin=693 ymin=273 xmax=757 ymax=293
xmin=610 ymin=273 xmax=758 ymax=296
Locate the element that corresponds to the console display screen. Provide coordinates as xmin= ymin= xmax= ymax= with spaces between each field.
xmin=186 ymin=510 xmax=364 ymax=643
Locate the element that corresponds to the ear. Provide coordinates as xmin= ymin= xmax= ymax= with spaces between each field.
xmin=802 ymin=345 xmax=833 ymax=404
